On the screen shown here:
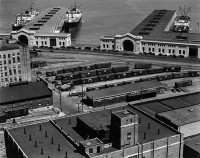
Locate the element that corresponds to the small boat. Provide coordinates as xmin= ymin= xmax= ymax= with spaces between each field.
xmin=12 ymin=3 xmax=39 ymax=31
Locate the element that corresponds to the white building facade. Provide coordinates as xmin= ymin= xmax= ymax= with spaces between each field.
xmin=0 ymin=46 xmax=31 ymax=87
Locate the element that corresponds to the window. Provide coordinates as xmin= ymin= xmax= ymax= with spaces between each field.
xmin=127 ymin=132 xmax=131 ymax=139
xmin=5 ymin=72 xmax=7 ymax=76
xmin=8 ymin=60 xmax=11 ymax=64
xmin=36 ymin=41 xmax=38 ymax=45
xmin=8 ymin=54 xmax=11 ymax=58
xmin=173 ymin=49 xmax=175 ymax=53
xmin=18 ymin=70 xmax=21 ymax=74
xmin=158 ymin=48 xmax=161 ymax=52
xmin=169 ymin=49 xmax=171 ymax=53
xmin=152 ymin=48 xmax=155 ymax=52
xmin=4 ymin=60 xmax=6 ymax=64
xmin=162 ymin=49 xmax=165 ymax=53
xmin=45 ymin=41 xmax=47 ymax=45
xmin=149 ymin=48 xmax=151 ymax=52
xmin=89 ymin=148 xmax=93 ymax=154
xmin=183 ymin=50 xmax=185 ymax=54
xmin=142 ymin=47 xmax=145 ymax=52
xmin=3 ymin=55 xmax=6 ymax=59
xmin=179 ymin=50 xmax=181 ymax=54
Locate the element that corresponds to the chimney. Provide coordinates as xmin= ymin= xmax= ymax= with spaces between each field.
xmin=29 ymin=134 xmax=32 ymax=141
xmin=34 ymin=141 xmax=37 ymax=147
xmin=51 ymin=137 xmax=54 ymax=144
xmin=144 ymin=132 xmax=146 ymax=139
xmin=39 ymin=125 xmax=42 ymax=131
xmin=41 ymin=148 xmax=43 ymax=155
xmin=24 ymin=128 xmax=26 ymax=134
xmin=148 ymin=123 xmax=150 ymax=129
xmin=157 ymin=129 xmax=160 ymax=135
xmin=45 ymin=131 xmax=48 ymax=137
xmin=58 ymin=144 xmax=60 ymax=151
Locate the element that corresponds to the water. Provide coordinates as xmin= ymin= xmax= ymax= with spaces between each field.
xmin=0 ymin=0 xmax=199 ymax=45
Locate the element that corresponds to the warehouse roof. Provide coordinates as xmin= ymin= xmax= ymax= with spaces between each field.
xmin=157 ymin=105 xmax=200 ymax=126
xmin=137 ymin=102 xmax=172 ymax=116
xmin=0 ymin=81 xmax=51 ymax=105
xmin=130 ymin=9 xmax=200 ymax=45
xmin=23 ymin=7 xmax=67 ymax=33
xmin=7 ymin=122 xmax=84 ymax=158
xmin=85 ymin=80 xmax=164 ymax=100
xmin=184 ymin=134 xmax=200 ymax=154
xmin=178 ymin=93 xmax=200 ymax=105
xmin=159 ymin=98 xmax=191 ymax=109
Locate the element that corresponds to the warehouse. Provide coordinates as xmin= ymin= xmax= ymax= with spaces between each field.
xmin=5 ymin=104 xmax=183 ymax=158
xmin=0 ymin=81 xmax=52 ymax=110
xmin=100 ymin=9 xmax=200 ymax=59
xmin=84 ymin=80 xmax=165 ymax=107
xmin=156 ymin=105 xmax=200 ymax=137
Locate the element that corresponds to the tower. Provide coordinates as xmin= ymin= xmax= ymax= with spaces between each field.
xmin=111 ymin=109 xmax=138 ymax=149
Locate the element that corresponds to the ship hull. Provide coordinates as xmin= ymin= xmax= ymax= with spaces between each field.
xmin=62 ymin=16 xmax=82 ymax=33
xmin=12 ymin=24 xmax=24 ymax=31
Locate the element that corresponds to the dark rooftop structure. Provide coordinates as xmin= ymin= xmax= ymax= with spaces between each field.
xmin=0 ymin=81 xmax=51 ymax=105
xmin=130 ymin=9 xmax=200 ymax=45
xmin=85 ymin=80 xmax=164 ymax=100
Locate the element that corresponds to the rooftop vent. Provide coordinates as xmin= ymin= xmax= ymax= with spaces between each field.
xmin=143 ymin=27 xmax=153 ymax=31
xmin=149 ymin=20 xmax=159 ymax=23
xmin=147 ymin=23 xmax=156 ymax=27
xmin=122 ymin=109 xmax=130 ymax=115
xmin=29 ymin=26 xmax=40 ymax=30
xmin=155 ymin=14 xmax=164 ymax=17
xmin=34 ymin=23 xmax=44 ymax=26
xmin=189 ymin=108 xmax=194 ymax=112
xmin=53 ymin=7 xmax=60 ymax=10
xmin=138 ymin=31 xmax=150 ymax=35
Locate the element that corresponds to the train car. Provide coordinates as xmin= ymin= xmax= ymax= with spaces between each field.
xmin=163 ymin=66 xmax=181 ymax=72
xmin=86 ymin=87 xmax=96 ymax=92
xmin=72 ymin=73 xmax=81 ymax=79
xmin=88 ymin=64 xmax=96 ymax=70
xmin=175 ymin=80 xmax=192 ymax=88
xmin=96 ymin=68 xmax=113 ymax=75
xmin=112 ymin=66 xmax=129 ymax=73
xmin=46 ymin=71 xmax=55 ymax=77
xmin=132 ymin=69 xmax=148 ymax=76
xmin=55 ymin=74 xmax=63 ymax=80
xmin=81 ymin=76 xmax=99 ymax=84
xmin=95 ymin=62 xmax=111 ymax=69
xmin=141 ymin=76 xmax=157 ymax=82
xmin=80 ymin=70 xmax=97 ymax=78
xmin=79 ymin=65 xmax=89 ymax=71
xmin=189 ymin=71 xmax=200 ymax=77
xmin=148 ymin=68 xmax=164 ymax=74
xmin=157 ymin=73 xmax=173 ymax=81
xmin=134 ymin=63 xmax=152 ymax=69
xmin=62 ymin=73 xmax=73 ymax=80
xmin=56 ymin=69 xmax=64 ymax=75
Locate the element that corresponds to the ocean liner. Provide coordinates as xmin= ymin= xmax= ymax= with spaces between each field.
xmin=62 ymin=3 xmax=82 ymax=32
xmin=12 ymin=3 xmax=39 ymax=31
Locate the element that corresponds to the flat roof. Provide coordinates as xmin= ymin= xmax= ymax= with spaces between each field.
xmin=113 ymin=109 xmax=136 ymax=119
xmin=130 ymin=9 xmax=200 ymax=45
xmin=7 ymin=122 xmax=84 ymax=158
xmin=137 ymin=102 xmax=172 ymax=116
xmin=0 ymin=81 xmax=51 ymax=105
xmin=157 ymin=104 xmax=200 ymax=126
xmin=177 ymin=93 xmax=200 ymax=105
xmin=80 ymin=138 xmax=102 ymax=147
xmin=85 ymin=80 xmax=164 ymax=100
xmin=159 ymin=98 xmax=191 ymax=109
xmin=7 ymin=104 xmax=178 ymax=157
xmin=23 ymin=7 xmax=67 ymax=33
xmin=184 ymin=134 xmax=200 ymax=153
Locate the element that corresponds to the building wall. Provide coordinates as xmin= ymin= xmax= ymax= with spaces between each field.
xmin=179 ymin=121 xmax=200 ymax=138
xmin=92 ymin=134 xmax=183 ymax=158
xmin=0 ymin=47 xmax=31 ymax=87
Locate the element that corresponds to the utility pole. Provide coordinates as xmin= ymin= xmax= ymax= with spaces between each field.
xmin=81 ymin=83 xmax=83 ymax=111
xmin=59 ymin=88 xmax=62 ymax=112
xmin=140 ymin=86 xmax=143 ymax=103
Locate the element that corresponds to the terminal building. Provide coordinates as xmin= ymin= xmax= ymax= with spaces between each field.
xmin=4 ymin=105 xmax=183 ymax=158
xmin=0 ymin=43 xmax=31 ymax=87
xmin=10 ymin=7 xmax=71 ymax=48
xmin=100 ymin=9 xmax=200 ymax=59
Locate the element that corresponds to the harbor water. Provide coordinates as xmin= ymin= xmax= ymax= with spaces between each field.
xmin=0 ymin=0 xmax=199 ymax=45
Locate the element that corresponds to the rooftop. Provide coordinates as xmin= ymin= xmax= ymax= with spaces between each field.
xmin=130 ymin=9 xmax=200 ymax=45
xmin=7 ymin=104 xmax=178 ymax=157
xmin=80 ymin=138 xmax=103 ymax=148
xmin=7 ymin=122 xmax=84 ymax=158
xmin=113 ymin=109 xmax=136 ymax=119
xmin=0 ymin=81 xmax=51 ymax=105
xmin=159 ymin=98 xmax=191 ymax=109
xmin=185 ymin=134 xmax=200 ymax=153
xmin=23 ymin=7 xmax=67 ymax=33
xmin=85 ymin=80 xmax=164 ymax=100
xmin=157 ymin=104 xmax=200 ymax=126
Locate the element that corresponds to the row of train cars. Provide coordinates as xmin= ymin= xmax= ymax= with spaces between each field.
xmin=45 ymin=62 xmax=200 ymax=88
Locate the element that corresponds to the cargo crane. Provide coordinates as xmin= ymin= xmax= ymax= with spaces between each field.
xmin=193 ymin=22 xmax=200 ymax=34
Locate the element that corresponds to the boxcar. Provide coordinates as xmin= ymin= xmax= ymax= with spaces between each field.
xmin=46 ymin=71 xmax=55 ymax=77
xmin=175 ymin=80 xmax=192 ymax=88
xmin=134 ymin=63 xmax=152 ymax=69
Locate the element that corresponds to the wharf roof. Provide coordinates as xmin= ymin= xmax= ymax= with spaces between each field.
xmin=130 ymin=9 xmax=200 ymax=45
xmin=184 ymin=134 xmax=200 ymax=153
xmin=0 ymin=81 xmax=51 ymax=105
xmin=85 ymin=80 xmax=164 ymax=100
xmin=7 ymin=121 xmax=84 ymax=158
xmin=23 ymin=7 xmax=67 ymax=33
xmin=157 ymin=105 xmax=200 ymax=126
xmin=137 ymin=102 xmax=172 ymax=116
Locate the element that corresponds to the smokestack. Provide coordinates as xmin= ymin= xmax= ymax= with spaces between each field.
xmin=45 ymin=131 xmax=48 ymax=137
xmin=51 ymin=137 xmax=54 ymax=144
xmin=41 ymin=148 xmax=43 ymax=155
xmin=35 ymin=141 xmax=37 ymax=147
xmin=58 ymin=144 xmax=60 ymax=151
xmin=29 ymin=134 xmax=32 ymax=141
xmin=24 ymin=128 xmax=26 ymax=134
xmin=157 ymin=129 xmax=160 ymax=135
xmin=148 ymin=123 xmax=150 ymax=129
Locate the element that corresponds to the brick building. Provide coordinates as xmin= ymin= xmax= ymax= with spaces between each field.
xmin=4 ymin=104 xmax=183 ymax=158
